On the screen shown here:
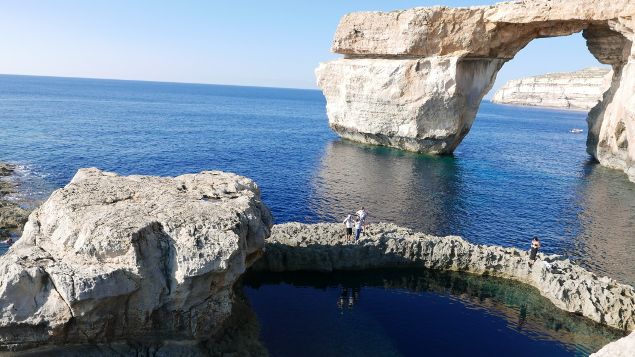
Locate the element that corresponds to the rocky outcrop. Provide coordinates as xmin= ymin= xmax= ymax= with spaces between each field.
xmin=492 ymin=67 xmax=612 ymax=110
xmin=0 ymin=163 xmax=30 ymax=239
xmin=591 ymin=330 xmax=635 ymax=357
xmin=0 ymin=168 xmax=272 ymax=351
xmin=254 ymin=222 xmax=635 ymax=331
xmin=316 ymin=0 xmax=635 ymax=182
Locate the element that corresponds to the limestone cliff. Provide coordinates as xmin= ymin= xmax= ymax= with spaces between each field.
xmin=316 ymin=0 xmax=635 ymax=182
xmin=0 ymin=168 xmax=272 ymax=352
xmin=492 ymin=67 xmax=612 ymax=110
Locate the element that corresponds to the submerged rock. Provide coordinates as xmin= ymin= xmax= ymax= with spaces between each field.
xmin=492 ymin=67 xmax=612 ymax=111
xmin=254 ymin=222 xmax=635 ymax=331
xmin=0 ymin=163 xmax=30 ymax=239
xmin=0 ymin=168 xmax=272 ymax=351
xmin=316 ymin=0 xmax=635 ymax=183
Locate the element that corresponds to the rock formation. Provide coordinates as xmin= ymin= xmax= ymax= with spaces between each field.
xmin=254 ymin=222 xmax=635 ymax=331
xmin=591 ymin=330 xmax=635 ymax=357
xmin=492 ymin=67 xmax=612 ymax=110
xmin=0 ymin=163 xmax=30 ymax=239
xmin=0 ymin=168 xmax=272 ymax=352
xmin=316 ymin=0 xmax=635 ymax=182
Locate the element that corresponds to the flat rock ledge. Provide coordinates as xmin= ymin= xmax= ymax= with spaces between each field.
xmin=254 ymin=222 xmax=635 ymax=332
xmin=0 ymin=168 xmax=272 ymax=351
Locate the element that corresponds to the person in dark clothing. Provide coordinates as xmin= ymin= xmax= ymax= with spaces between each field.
xmin=528 ymin=237 xmax=541 ymax=267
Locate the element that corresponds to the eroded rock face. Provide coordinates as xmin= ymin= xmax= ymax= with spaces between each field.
xmin=0 ymin=168 xmax=272 ymax=351
xmin=254 ymin=223 xmax=635 ymax=331
xmin=316 ymin=0 xmax=635 ymax=181
xmin=492 ymin=67 xmax=612 ymax=110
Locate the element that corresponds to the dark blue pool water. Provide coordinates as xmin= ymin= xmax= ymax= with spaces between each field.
xmin=0 ymin=74 xmax=633 ymax=355
xmin=243 ymin=270 xmax=624 ymax=356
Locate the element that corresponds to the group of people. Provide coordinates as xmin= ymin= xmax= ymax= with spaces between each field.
xmin=342 ymin=207 xmax=367 ymax=242
xmin=340 ymin=207 xmax=544 ymax=268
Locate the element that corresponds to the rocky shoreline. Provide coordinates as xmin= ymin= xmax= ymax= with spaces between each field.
xmin=254 ymin=222 xmax=635 ymax=332
xmin=0 ymin=163 xmax=30 ymax=239
xmin=0 ymin=169 xmax=633 ymax=354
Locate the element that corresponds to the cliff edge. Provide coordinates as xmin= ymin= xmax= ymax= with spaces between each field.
xmin=492 ymin=67 xmax=612 ymax=110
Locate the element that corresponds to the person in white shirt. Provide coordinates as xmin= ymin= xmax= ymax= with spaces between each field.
xmin=342 ymin=214 xmax=354 ymax=241
xmin=356 ymin=207 xmax=368 ymax=228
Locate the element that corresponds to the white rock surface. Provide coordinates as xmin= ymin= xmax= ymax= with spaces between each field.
xmin=316 ymin=57 xmax=503 ymax=154
xmin=316 ymin=0 xmax=635 ymax=182
xmin=591 ymin=330 xmax=635 ymax=357
xmin=254 ymin=222 xmax=635 ymax=331
xmin=0 ymin=168 xmax=272 ymax=351
xmin=492 ymin=67 xmax=612 ymax=110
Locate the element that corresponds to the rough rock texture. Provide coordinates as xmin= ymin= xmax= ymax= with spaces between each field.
xmin=0 ymin=168 xmax=272 ymax=351
xmin=316 ymin=0 xmax=635 ymax=182
xmin=254 ymin=223 xmax=635 ymax=331
xmin=0 ymin=163 xmax=30 ymax=239
xmin=591 ymin=330 xmax=635 ymax=357
xmin=492 ymin=67 xmax=612 ymax=110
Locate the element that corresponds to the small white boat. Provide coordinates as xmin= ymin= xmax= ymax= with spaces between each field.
xmin=570 ymin=128 xmax=584 ymax=134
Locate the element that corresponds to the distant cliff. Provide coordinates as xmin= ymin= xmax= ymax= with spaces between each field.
xmin=492 ymin=68 xmax=612 ymax=110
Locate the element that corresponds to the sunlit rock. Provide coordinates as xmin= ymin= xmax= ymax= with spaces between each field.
xmin=0 ymin=168 xmax=272 ymax=351
xmin=492 ymin=67 xmax=612 ymax=110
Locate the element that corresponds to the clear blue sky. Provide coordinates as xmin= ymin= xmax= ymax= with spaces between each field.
xmin=0 ymin=0 xmax=606 ymax=96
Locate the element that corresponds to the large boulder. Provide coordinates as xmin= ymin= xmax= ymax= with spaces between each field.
xmin=316 ymin=0 xmax=635 ymax=182
xmin=0 ymin=168 xmax=272 ymax=351
xmin=254 ymin=222 xmax=635 ymax=332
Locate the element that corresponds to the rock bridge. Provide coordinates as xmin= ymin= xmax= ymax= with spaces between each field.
xmin=316 ymin=0 xmax=635 ymax=182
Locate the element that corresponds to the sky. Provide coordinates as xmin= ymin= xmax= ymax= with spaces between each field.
xmin=0 ymin=1 xmax=606 ymax=96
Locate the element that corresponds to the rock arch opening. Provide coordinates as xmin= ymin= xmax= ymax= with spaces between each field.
xmin=487 ymin=33 xmax=609 ymax=110
xmin=316 ymin=0 xmax=635 ymax=182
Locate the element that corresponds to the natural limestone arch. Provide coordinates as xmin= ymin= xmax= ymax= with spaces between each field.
xmin=316 ymin=0 xmax=635 ymax=182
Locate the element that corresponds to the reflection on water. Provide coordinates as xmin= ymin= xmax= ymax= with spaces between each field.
xmin=243 ymin=269 xmax=625 ymax=357
xmin=569 ymin=162 xmax=635 ymax=285
xmin=337 ymin=286 xmax=361 ymax=311
xmin=309 ymin=140 xmax=464 ymax=237
xmin=308 ymin=102 xmax=635 ymax=286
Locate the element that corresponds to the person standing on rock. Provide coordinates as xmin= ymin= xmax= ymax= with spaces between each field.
xmin=354 ymin=217 xmax=363 ymax=243
xmin=528 ymin=237 xmax=541 ymax=267
xmin=343 ymin=214 xmax=354 ymax=241
xmin=356 ymin=206 xmax=368 ymax=228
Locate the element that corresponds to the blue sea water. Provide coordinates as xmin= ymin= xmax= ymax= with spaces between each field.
xmin=0 ymin=74 xmax=633 ymax=354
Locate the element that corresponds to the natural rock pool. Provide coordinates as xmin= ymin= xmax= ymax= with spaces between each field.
xmin=243 ymin=269 xmax=626 ymax=356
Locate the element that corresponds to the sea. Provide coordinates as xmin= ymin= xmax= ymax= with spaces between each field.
xmin=0 ymin=74 xmax=633 ymax=355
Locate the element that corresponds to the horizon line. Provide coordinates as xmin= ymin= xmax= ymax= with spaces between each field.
xmin=0 ymin=72 xmax=321 ymax=92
